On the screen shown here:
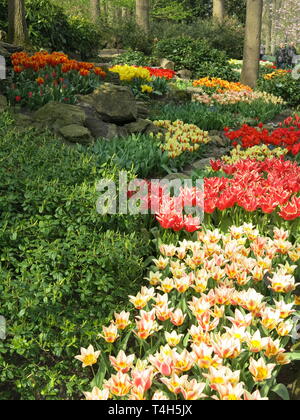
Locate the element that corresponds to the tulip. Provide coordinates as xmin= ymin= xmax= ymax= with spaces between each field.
xmin=75 ymin=345 xmax=101 ymax=368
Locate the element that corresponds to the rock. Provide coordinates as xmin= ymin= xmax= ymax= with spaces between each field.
xmin=85 ymin=116 xmax=119 ymax=140
xmin=191 ymin=158 xmax=212 ymax=171
xmin=209 ymin=135 xmax=228 ymax=147
xmin=34 ymin=102 xmax=86 ymax=128
xmin=177 ymin=69 xmax=192 ymax=80
xmin=59 ymin=124 xmax=93 ymax=144
xmin=124 ymin=119 xmax=156 ymax=135
xmin=167 ymin=88 xmax=192 ymax=102
xmin=136 ymin=101 xmax=149 ymax=119
xmin=79 ymin=83 xmax=137 ymax=124
xmin=0 ymin=94 xmax=7 ymax=112
xmin=160 ymin=58 xmax=175 ymax=71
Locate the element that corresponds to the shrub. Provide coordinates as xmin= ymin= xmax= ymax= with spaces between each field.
xmin=89 ymin=131 xmax=208 ymax=179
xmin=0 ymin=113 xmax=151 ymax=399
xmin=112 ymin=50 xmax=150 ymax=67
xmin=257 ymin=71 xmax=300 ymax=107
xmin=152 ymin=17 xmax=245 ymax=59
xmin=0 ymin=0 xmax=101 ymax=58
xmin=153 ymin=37 xmax=235 ymax=79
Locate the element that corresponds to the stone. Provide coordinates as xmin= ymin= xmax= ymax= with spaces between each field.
xmin=124 ymin=119 xmax=155 ymax=135
xmin=209 ymin=135 xmax=227 ymax=147
xmin=79 ymin=83 xmax=137 ymax=124
xmin=0 ymin=94 xmax=7 ymax=112
xmin=136 ymin=101 xmax=149 ymax=119
xmin=191 ymin=158 xmax=212 ymax=171
xmin=85 ymin=115 xmax=119 ymax=140
xmin=59 ymin=124 xmax=93 ymax=144
xmin=167 ymin=88 xmax=192 ymax=102
xmin=177 ymin=69 xmax=192 ymax=80
xmin=34 ymin=102 xmax=86 ymax=128
xmin=160 ymin=58 xmax=175 ymax=71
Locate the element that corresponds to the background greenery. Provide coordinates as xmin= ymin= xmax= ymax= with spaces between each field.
xmin=0 ymin=113 xmax=152 ymax=399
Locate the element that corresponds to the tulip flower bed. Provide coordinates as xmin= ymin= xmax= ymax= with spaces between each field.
xmin=193 ymin=90 xmax=285 ymax=107
xmin=219 ymin=144 xmax=288 ymax=165
xmin=224 ymin=116 xmax=300 ymax=156
xmin=8 ymin=51 xmax=107 ymax=109
xmin=152 ymin=120 xmax=211 ymax=159
xmin=109 ymin=65 xmax=175 ymax=97
xmin=193 ymin=77 xmax=253 ymax=93
xmin=205 ymin=158 xmax=300 ymax=222
xmin=77 ymin=224 xmax=300 ymax=400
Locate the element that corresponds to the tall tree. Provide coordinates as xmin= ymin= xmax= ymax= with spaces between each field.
xmin=136 ymin=0 xmax=150 ymax=33
xmin=90 ymin=0 xmax=101 ymax=23
xmin=241 ymin=0 xmax=263 ymax=88
xmin=8 ymin=0 xmax=28 ymax=46
xmin=213 ymin=0 xmax=225 ymax=23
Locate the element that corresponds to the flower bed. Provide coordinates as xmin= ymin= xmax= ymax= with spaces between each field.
xmin=224 ymin=116 xmax=300 ymax=156
xmin=193 ymin=90 xmax=285 ymax=107
xmin=193 ymin=77 xmax=252 ymax=93
xmin=77 ymin=224 xmax=299 ymax=400
xmin=109 ymin=65 xmax=175 ymax=97
xmin=8 ymin=51 xmax=106 ymax=109
xmin=152 ymin=120 xmax=211 ymax=158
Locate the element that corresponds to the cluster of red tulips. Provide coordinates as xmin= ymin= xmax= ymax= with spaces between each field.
xmin=208 ymin=157 xmax=300 ymax=220
xmin=224 ymin=116 xmax=300 ymax=156
xmin=143 ymin=67 xmax=176 ymax=80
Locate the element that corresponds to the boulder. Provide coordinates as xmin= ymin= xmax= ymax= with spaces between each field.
xmin=85 ymin=115 xmax=120 ymax=140
xmin=177 ymin=69 xmax=192 ymax=80
xmin=160 ymin=58 xmax=175 ymax=71
xmin=59 ymin=124 xmax=93 ymax=144
xmin=124 ymin=119 xmax=155 ymax=135
xmin=79 ymin=83 xmax=137 ymax=124
xmin=34 ymin=102 xmax=86 ymax=128
xmin=167 ymin=88 xmax=192 ymax=103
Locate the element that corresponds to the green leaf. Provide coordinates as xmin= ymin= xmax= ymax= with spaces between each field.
xmin=271 ymin=384 xmax=290 ymax=400
xmin=286 ymin=351 xmax=300 ymax=361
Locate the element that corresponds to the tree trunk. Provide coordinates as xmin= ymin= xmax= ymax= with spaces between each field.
xmin=213 ymin=0 xmax=225 ymax=23
xmin=8 ymin=0 xmax=28 ymax=46
xmin=90 ymin=0 xmax=100 ymax=24
xmin=136 ymin=0 xmax=150 ymax=33
xmin=241 ymin=0 xmax=263 ymax=88
xmin=262 ymin=0 xmax=272 ymax=54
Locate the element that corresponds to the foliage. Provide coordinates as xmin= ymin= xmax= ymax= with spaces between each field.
xmin=257 ymin=71 xmax=300 ymax=108
xmin=112 ymin=50 xmax=150 ymax=67
xmin=152 ymin=18 xmax=245 ymax=60
xmin=153 ymin=37 xmax=235 ymax=79
xmin=150 ymin=101 xmax=285 ymax=131
xmin=89 ymin=131 xmax=207 ymax=178
xmin=0 ymin=0 xmax=101 ymax=57
xmin=0 ymin=113 xmax=151 ymax=399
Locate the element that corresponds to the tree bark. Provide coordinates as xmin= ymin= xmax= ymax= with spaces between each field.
xmin=90 ymin=0 xmax=100 ymax=24
xmin=241 ymin=0 xmax=263 ymax=88
xmin=262 ymin=0 xmax=272 ymax=54
xmin=8 ymin=0 xmax=28 ymax=46
xmin=136 ymin=0 xmax=150 ymax=33
xmin=213 ymin=0 xmax=225 ymax=23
